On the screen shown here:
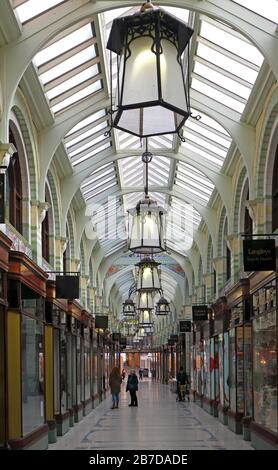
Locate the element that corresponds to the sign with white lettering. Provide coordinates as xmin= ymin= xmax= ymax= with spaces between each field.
xmin=192 ymin=305 xmax=208 ymax=321
xmin=179 ymin=320 xmax=191 ymax=332
xmin=243 ymin=239 xmax=276 ymax=271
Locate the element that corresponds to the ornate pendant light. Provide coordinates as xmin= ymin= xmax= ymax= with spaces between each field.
xmin=127 ymin=143 xmax=166 ymax=254
xmin=137 ymin=291 xmax=154 ymax=310
xmin=122 ymin=281 xmax=137 ymax=316
xmin=155 ymin=295 xmax=171 ymax=316
xmin=106 ymin=1 xmax=194 ymax=138
xmin=122 ymin=298 xmax=136 ymax=316
xmin=139 ymin=309 xmax=153 ymax=328
xmin=136 ymin=256 xmax=161 ymax=293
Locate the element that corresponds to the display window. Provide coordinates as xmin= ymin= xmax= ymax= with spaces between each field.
xmin=219 ymin=334 xmax=224 ymax=406
xmin=21 ymin=315 xmax=44 ymax=435
xmin=53 ymin=328 xmax=68 ymax=415
xmin=223 ymin=332 xmax=229 ymax=408
xmin=229 ymin=326 xmax=244 ymax=414
xmin=84 ymin=330 xmax=91 ymax=400
xmin=244 ymin=323 xmax=253 ymax=416
xmin=253 ymin=309 xmax=277 ymax=433
xmin=203 ymin=339 xmax=210 ymax=399
xmin=196 ymin=333 xmax=204 ymax=396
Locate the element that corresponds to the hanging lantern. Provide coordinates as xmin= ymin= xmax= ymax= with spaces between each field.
xmin=139 ymin=309 xmax=153 ymax=327
xmin=128 ymin=195 xmax=166 ymax=254
xmin=136 ymin=257 xmax=161 ymax=292
xmin=106 ymin=2 xmax=194 ymax=138
xmin=155 ymin=296 xmax=171 ymax=315
xmin=122 ymin=298 xmax=136 ymax=316
xmin=137 ymin=291 xmax=154 ymax=310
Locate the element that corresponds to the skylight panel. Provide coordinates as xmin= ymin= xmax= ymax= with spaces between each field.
xmin=194 ymin=62 xmax=251 ymax=100
xmin=185 ymin=120 xmax=231 ymax=148
xmin=175 ymin=181 xmax=210 ymax=201
xmin=15 ymin=0 xmax=65 ymax=23
xmin=190 ymin=108 xmax=230 ymax=135
xmin=72 ymin=141 xmax=111 ymax=167
xmin=232 ymin=0 xmax=278 ymax=24
xmin=197 ymin=43 xmax=258 ymax=85
xmin=66 ymin=121 xmax=108 ymax=148
xmin=182 ymin=140 xmax=224 ymax=167
xmin=39 ymin=46 xmax=97 ymax=84
xmin=46 ymin=65 xmax=99 ymax=100
xmin=69 ymin=134 xmax=107 ymax=157
xmin=183 ymin=129 xmax=227 ymax=159
xmin=82 ymin=167 xmax=115 ymax=189
xmin=200 ymin=20 xmax=264 ymax=67
xmin=51 ymin=80 xmax=102 ymax=114
xmin=67 ymin=110 xmax=106 ymax=135
xmin=191 ymin=78 xmax=245 ymax=113
xmin=33 ymin=24 xmax=93 ymax=67
xmin=85 ymin=181 xmax=118 ymax=201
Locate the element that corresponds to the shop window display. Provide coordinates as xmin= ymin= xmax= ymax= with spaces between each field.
xmin=219 ymin=334 xmax=224 ymax=406
xmin=84 ymin=330 xmax=91 ymax=400
xmin=203 ymin=339 xmax=211 ymax=399
xmin=244 ymin=324 xmax=253 ymax=416
xmin=22 ymin=316 xmax=44 ymax=435
xmin=223 ymin=332 xmax=229 ymax=408
xmin=253 ymin=310 xmax=277 ymax=432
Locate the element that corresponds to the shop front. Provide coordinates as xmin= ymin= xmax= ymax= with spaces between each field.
xmin=67 ymin=301 xmax=85 ymax=423
xmin=194 ymin=324 xmax=204 ymax=407
xmin=226 ymin=279 xmax=251 ymax=435
xmin=7 ymin=251 xmax=49 ymax=450
xmin=0 ymin=232 xmax=12 ymax=449
xmin=249 ymin=272 xmax=278 ymax=450
xmin=212 ymin=297 xmax=229 ymax=424
xmin=44 ymin=281 xmax=69 ymax=441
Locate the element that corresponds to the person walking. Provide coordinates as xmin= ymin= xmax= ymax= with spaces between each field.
xmin=109 ymin=367 xmax=122 ymax=409
xmin=126 ymin=370 xmax=139 ymax=407
xmin=176 ymin=366 xmax=190 ymax=401
xmin=121 ymin=368 xmax=126 ymax=381
xmin=139 ymin=368 xmax=143 ymax=380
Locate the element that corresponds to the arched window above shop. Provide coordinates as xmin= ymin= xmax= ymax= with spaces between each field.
xmin=8 ymin=127 xmax=23 ymax=234
xmin=272 ymin=145 xmax=278 ymax=232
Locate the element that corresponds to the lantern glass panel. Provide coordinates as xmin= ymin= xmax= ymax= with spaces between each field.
xmin=137 ymin=291 xmax=154 ymax=310
xmin=137 ymin=263 xmax=160 ymax=291
xmin=120 ymin=36 xmax=158 ymax=106
xmin=128 ymin=205 xmax=166 ymax=254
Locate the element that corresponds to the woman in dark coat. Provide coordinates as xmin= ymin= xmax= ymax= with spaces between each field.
xmin=126 ymin=370 xmax=139 ymax=406
xmin=109 ymin=367 xmax=122 ymax=409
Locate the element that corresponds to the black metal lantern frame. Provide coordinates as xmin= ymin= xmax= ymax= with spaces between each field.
xmin=138 ymin=308 xmax=154 ymax=328
xmin=106 ymin=3 xmax=198 ymax=139
xmin=136 ymin=290 xmax=154 ymax=310
xmin=122 ymin=281 xmax=137 ymax=316
xmin=127 ymin=142 xmax=167 ymax=255
xmin=122 ymin=298 xmax=136 ymax=316
xmin=155 ymin=294 xmax=171 ymax=316
xmin=136 ymin=256 xmax=161 ymax=293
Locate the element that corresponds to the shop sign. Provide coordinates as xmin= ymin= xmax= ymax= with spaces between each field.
xmin=170 ymin=334 xmax=178 ymax=342
xmin=95 ymin=315 xmax=108 ymax=329
xmin=179 ymin=320 xmax=191 ymax=332
xmin=192 ymin=305 xmax=208 ymax=321
xmin=56 ymin=275 xmax=79 ymax=299
xmin=243 ymin=239 xmax=276 ymax=271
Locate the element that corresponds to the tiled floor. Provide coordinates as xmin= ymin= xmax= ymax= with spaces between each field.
xmin=49 ymin=381 xmax=253 ymax=450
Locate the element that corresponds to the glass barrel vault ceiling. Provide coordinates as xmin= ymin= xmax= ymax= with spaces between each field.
xmin=11 ymin=1 xmax=274 ymax=302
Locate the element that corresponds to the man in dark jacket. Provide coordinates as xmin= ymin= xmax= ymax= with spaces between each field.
xmin=126 ymin=370 xmax=139 ymax=406
xmin=176 ymin=366 xmax=189 ymax=401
